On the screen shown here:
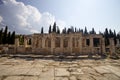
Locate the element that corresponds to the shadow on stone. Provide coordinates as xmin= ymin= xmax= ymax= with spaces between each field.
xmin=2 ymin=52 xmax=110 ymax=61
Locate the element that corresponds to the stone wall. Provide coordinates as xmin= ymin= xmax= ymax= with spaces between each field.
xmin=16 ymin=33 xmax=115 ymax=55
xmin=0 ymin=32 xmax=118 ymax=55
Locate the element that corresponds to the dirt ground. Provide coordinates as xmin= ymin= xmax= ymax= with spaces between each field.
xmin=0 ymin=55 xmax=120 ymax=80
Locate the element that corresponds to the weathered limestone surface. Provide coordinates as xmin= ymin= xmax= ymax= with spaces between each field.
xmin=13 ymin=33 xmax=118 ymax=55
xmin=55 ymin=68 xmax=70 ymax=77
xmin=0 ymin=57 xmax=120 ymax=80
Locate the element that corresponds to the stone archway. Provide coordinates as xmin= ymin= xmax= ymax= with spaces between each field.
xmin=45 ymin=37 xmax=51 ymax=48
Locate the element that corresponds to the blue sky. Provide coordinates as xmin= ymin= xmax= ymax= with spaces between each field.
xmin=0 ymin=0 xmax=120 ymax=34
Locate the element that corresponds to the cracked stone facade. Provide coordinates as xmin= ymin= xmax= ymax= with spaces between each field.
xmin=13 ymin=32 xmax=119 ymax=55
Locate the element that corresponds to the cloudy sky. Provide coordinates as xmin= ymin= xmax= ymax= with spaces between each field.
xmin=0 ymin=0 xmax=120 ymax=34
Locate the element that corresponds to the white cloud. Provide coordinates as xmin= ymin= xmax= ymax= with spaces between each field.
xmin=0 ymin=0 xmax=66 ymax=34
xmin=0 ymin=16 xmax=2 ymax=23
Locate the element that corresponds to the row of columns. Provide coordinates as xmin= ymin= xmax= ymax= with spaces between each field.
xmin=15 ymin=35 xmax=118 ymax=54
xmin=31 ymin=36 xmax=83 ymax=54
xmin=31 ymin=36 xmax=106 ymax=54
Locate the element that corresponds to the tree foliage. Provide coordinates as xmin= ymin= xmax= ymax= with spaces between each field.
xmin=57 ymin=26 xmax=60 ymax=34
xmin=0 ymin=26 xmax=15 ymax=44
xmin=49 ymin=25 xmax=51 ymax=33
xmin=41 ymin=27 xmax=44 ymax=34
xmin=52 ymin=22 xmax=57 ymax=32
xmin=89 ymin=28 xmax=96 ymax=34
xmin=84 ymin=27 xmax=88 ymax=34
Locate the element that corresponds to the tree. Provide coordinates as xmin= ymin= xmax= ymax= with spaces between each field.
xmin=19 ymin=35 xmax=24 ymax=45
xmin=10 ymin=31 xmax=15 ymax=44
xmin=2 ymin=26 xmax=8 ymax=44
xmin=117 ymin=32 xmax=120 ymax=43
xmin=104 ymin=28 xmax=110 ymax=46
xmin=75 ymin=27 xmax=77 ymax=33
xmin=67 ymin=28 xmax=72 ymax=34
xmin=41 ymin=27 xmax=43 ymax=34
xmin=113 ymin=30 xmax=117 ymax=45
xmin=90 ymin=28 xmax=96 ymax=34
xmin=70 ymin=26 xmax=74 ymax=33
xmin=0 ymin=28 xmax=3 ymax=44
xmin=57 ymin=26 xmax=60 ymax=34
xmin=7 ymin=32 xmax=11 ymax=44
xmin=99 ymin=31 xmax=104 ymax=37
xmin=79 ymin=28 xmax=81 ymax=32
xmin=109 ymin=29 xmax=114 ymax=38
xmin=62 ymin=27 xmax=66 ymax=34
xmin=52 ymin=22 xmax=56 ymax=32
xmin=80 ymin=29 xmax=83 ymax=33
xmin=84 ymin=27 xmax=88 ymax=34
xmin=48 ymin=25 xmax=51 ymax=33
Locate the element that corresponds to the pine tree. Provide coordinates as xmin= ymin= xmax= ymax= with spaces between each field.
xmin=3 ymin=26 xmax=8 ymax=44
xmin=41 ymin=27 xmax=43 ymax=34
xmin=75 ymin=27 xmax=77 ymax=33
xmin=19 ymin=35 xmax=24 ymax=45
xmin=92 ymin=28 xmax=96 ymax=34
xmin=79 ymin=28 xmax=81 ymax=32
xmin=7 ymin=32 xmax=11 ymax=44
xmin=109 ymin=29 xmax=114 ymax=38
xmin=57 ymin=26 xmax=60 ymax=34
xmin=0 ymin=28 xmax=3 ymax=44
xmin=104 ymin=28 xmax=109 ymax=46
xmin=99 ymin=31 xmax=104 ymax=37
xmin=52 ymin=22 xmax=56 ymax=32
xmin=67 ymin=28 xmax=71 ymax=34
xmin=70 ymin=26 xmax=74 ymax=33
xmin=113 ymin=30 xmax=117 ymax=45
xmin=84 ymin=27 xmax=88 ymax=34
xmin=48 ymin=25 xmax=51 ymax=33
xmin=62 ymin=27 xmax=66 ymax=34
xmin=117 ymin=32 xmax=120 ymax=42
xmin=80 ymin=29 xmax=83 ymax=33
xmin=10 ymin=31 xmax=15 ymax=44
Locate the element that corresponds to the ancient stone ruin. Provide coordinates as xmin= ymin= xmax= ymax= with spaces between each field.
xmin=10 ymin=32 xmax=119 ymax=56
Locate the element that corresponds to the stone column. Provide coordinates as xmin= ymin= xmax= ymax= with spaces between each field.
xmin=42 ymin=38 xmax=45 ymax=48
xmin=83 ymin=38 xmax=87 ymax=47
xmin=24 ymin=38 xmax=27 ymax=48
xmin=90 ymin=37 xmax=93 ymax=53
xmin=31 ymin=36 xmax=35 ymax=53
xmin=15 ymin=38 xmax=19 ymax=47
xmin=51 ymin=37 xmax=55 ymax=54
xmin=109 ymin=38 xmax=115 ymax=54
xmin=79 ymin=37 xmax=82 ymax=53
xmin=15 ymin=38 xmax=19 ymax=53
xmin=101 ymin=38 xmax=105 ymax=53
xmin=69 ymin=36 xmax=72 ymax=54
xmin=60 ymin=37 xmax=63 ymax=53
xmin=31 ymin=38 xmax=33 ymax=47
xmin=31 ymin=36 xmax=35 ymax=48
xmin=39 ymin=39 xmax=42 ymax=48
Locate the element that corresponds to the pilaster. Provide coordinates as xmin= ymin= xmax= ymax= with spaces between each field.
xmin=24 ymin=38 xmax=27 ymax=47
xmin=60 ymin=37 xmax=63 ymax=52
xmin=51 ymin=37 xmax=55 ymax=54
xmin=79 ymin=37 xmax=82 ymax=53
xmin=109 ymin=38 xmax=115 ymax=54
xmin=69 ymin=36 xmax=72 ymax=54
xmin=90 ymin=37 xmax=93 ymax=53
xmin=42 ymin=38 xmax=45 ymax=48
xmin=15 ymin=38 xmax=19 ymax=47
